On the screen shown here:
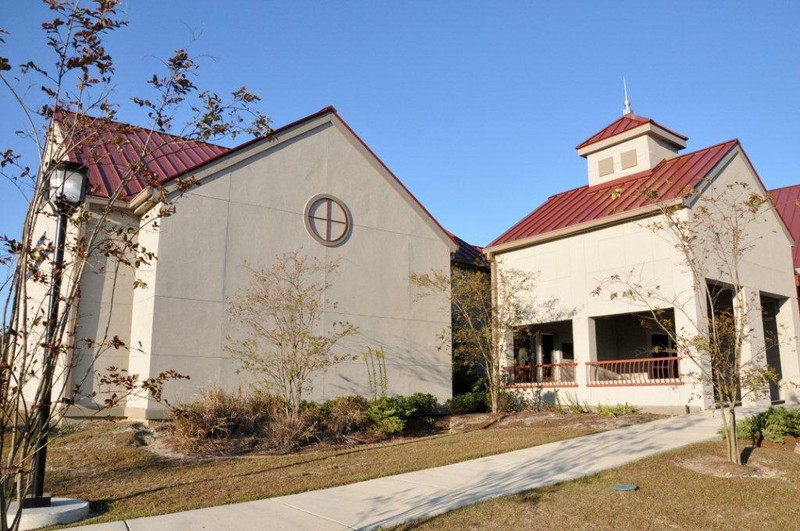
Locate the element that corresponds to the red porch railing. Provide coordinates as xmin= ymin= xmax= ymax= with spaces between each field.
xmin=586 ymin=357 xmax=682 ymax=386
xmin=505 ymin=363 xmax=578 ymax=387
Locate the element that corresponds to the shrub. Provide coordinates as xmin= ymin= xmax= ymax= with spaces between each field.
xmin=735 ymin=412 xmax=766 ymax=444
xmin=363 ymin=393 xmax=438 ymax=436
xmin=735 ymin=407 xmax=800 ymax=445
xmin=596 ymin=403 xmax=640 ymax=417
xmin=495 ymin=390 xmax=527 ymax=413
xmin=172 ymin=388 xmax=276 ymax=453
xmin=399 ymin=393 xmax=438 ymax=422
xmin=171 ymin=388 xmax=316 ymax=454
xmin=447 ymin=391 xmax=488 ymax=414
xmin=559 ymin=392 xmax=591 ymax=414
xmin=365 ymin=396 xmax=412 ymax=436
xmin=320 ymin=395 xmax=369 ymax=440
xmin=267 ymin=409 xmax=318 ymax=452
xmin=171 ymin=390 xmax=441 ymax=453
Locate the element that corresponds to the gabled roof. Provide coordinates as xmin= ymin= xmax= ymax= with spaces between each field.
xmin=770 ymin=184 xmax=800 ymax=269
xmin=489 ymin=139 xmax=739 ymax=249
xmin=55 ymin=111 xmax=230 ymax=199
xmin=575 ymin=113 xmax=688 ymax=150
xmin=446 ymin=230 xmax=488 ymax=268
xmin=57 ymin=107 xmax=458 ymax=252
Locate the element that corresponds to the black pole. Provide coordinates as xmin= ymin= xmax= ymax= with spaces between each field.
xmin=24 ymin=208 xmax=67 ymax=509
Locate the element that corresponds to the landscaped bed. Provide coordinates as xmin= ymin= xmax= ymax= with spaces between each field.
xmin=392 ymin=436 xmax=800 ymax=531
xmin=45 ymin=409 xmax=655 ymax=525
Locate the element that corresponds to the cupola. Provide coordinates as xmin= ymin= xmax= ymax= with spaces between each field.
xmin=577 ymin=98 xmax=687 ymax=186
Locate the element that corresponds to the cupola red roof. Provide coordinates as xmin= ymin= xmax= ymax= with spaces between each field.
xmin=576 ymin=113 xmax=688 ymax=150
xmin=490 ymin=139 xmax=739 ymax=248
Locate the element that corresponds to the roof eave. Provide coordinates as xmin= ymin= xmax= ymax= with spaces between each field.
xmin=576 ymin=122 xmax=687 ymax=158
xmin=485 ymin=198 xmax=684 ymax=255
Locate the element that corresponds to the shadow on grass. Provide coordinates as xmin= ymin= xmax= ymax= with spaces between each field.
xmin=740 ymin=445 xmax=755 ymax=465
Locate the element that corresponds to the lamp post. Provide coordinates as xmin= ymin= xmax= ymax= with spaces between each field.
xmin=23 ymin=162 xmax=87 ymax=509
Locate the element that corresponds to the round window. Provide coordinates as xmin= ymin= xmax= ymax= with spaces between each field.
xmin=304 ymin=194 xmax=352 ymax=246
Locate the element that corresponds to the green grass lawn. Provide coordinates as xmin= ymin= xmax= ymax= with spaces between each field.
xmin=394 ymin=439 xmax=800 ymax=531
xmin=46 ymin=413 xmax=631 ymax=525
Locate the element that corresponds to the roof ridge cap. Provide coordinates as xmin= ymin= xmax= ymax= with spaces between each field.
xmin=575 ymin=114 xmax=652 ymax=149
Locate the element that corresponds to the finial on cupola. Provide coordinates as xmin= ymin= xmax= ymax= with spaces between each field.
xmin=623 ymin=77 xmax=632 ymax=116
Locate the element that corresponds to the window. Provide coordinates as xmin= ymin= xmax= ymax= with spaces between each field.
xmin=304 ymin=194 xmax=352 ymax=246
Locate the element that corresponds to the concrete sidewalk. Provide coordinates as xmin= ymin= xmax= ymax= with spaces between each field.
xmin=70 ymin=409 xmax=747 ymax=531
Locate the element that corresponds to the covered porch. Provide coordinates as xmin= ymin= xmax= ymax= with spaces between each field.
xmin=507 ymin=320 xmax=577 ymax=387
xmin=504 ymin=310 xmax=692 ymax=411
xmin=588 ymin=310 xmax=681 ymax=386
xmin=506 ymin=311 xmax=681 ymax=387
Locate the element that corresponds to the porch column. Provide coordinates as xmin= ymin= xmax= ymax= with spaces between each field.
xmin=571 ymin=316 xmax=596 ymax=388
xmin=497 ymin=328 xmax=514 ymax=379
xmin=774 ymin=295 xmax=800 ymax=405
xmin=674 ymin=285 xmax=714 ymax=410
xmin=738 ymin=287 xmax=770 ymax=407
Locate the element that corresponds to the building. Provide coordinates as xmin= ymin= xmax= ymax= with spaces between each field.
xmin=52 ymin=107 xmax=475 ymax=419
xmin=485 ymin=106 xmax=800 ymax=413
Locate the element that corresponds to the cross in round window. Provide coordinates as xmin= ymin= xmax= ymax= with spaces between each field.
xmin=304 ymin=194 xmax=352 ymax=246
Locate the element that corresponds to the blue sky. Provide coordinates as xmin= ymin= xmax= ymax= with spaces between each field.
xmin=2 ymin=1 xmax=799 ymax=247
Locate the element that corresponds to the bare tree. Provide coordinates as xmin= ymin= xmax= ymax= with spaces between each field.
xmin=227 ymin=250 xmax=359 ymax=421
xmin=411 ymin=264 xmax=557 ymax=413
xmin=1 ymin=1 xmax=269 ymax=527
xmin=593 ymin=180 xmax=782 ymax=464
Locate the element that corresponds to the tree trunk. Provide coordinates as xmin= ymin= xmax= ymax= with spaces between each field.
xmin=489 ymin=383 xmax=499 ymax=413
xmin=729 ymin=408 xmax=741 ymax=465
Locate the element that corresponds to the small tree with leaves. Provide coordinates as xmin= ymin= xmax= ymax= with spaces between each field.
xmin=412 ymin=264 xmax=565 ymax=413
xmin=594 ymin=180 xmax=783 ymax=465
xmin=1 ymin=1 xmax=269 ymax=526
xmin=227 ymin=250 xmax=359 ymax=422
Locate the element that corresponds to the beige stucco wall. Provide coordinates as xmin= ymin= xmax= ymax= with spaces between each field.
xmin=17 ymin=204 xmax=60 ymax=405
xmin=70 ymin=208 xmax=138 ymax=414
xmin=693 ymin=150 xmax=796 ymax=298
xmin=689 ymin=149 xmax=800 ymax=404
xmin=118 ymin=118 xmax=452 ymax=416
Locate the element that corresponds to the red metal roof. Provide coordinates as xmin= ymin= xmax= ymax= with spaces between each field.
xmin=575 ymin=113 xmax=688 ymax=150
xmin=490 ymin=139 xmax=739 ymax=248
xmin=56 ymin=112 xmax=230 ymax=199
xmin=770 ymin=184 xmax=800 ymax=269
